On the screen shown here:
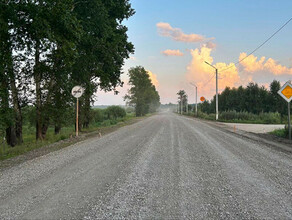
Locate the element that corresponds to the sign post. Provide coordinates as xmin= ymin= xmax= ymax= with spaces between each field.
xmin=71 ymin=86 xmax=84 ymax=137
xmin=278 ymin=81 xmax=292 ymax=140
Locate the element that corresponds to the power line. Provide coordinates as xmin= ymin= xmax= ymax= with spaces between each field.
xmin=219 ymin=16 xmax=292 ymax=73
xmin=202 ymin=73 xmax=216 ymax=87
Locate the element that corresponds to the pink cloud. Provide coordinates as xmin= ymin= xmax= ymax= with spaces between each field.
xmin=162 ymin=49 xmax=184 ymax=56
xmin=157 ymin=22 xmax=212 ymax=43
xmin=147 ymin=70 xmax=159 ymax=87
xmin=186 ymin=45 xmax=240 ymax=100
xmin=239 ymin=53 xmax=292 ymax=75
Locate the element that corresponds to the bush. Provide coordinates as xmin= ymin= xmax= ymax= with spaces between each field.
xmin=198 ymin=111 xmax=216 ymax=120
xmin=125 ymin=107 xmax=135 ymax=114
xmin=91 ymin=109 xmax=105 ymax=123
xmin=104 ymin=106 xmax=126 ymax=120
xmin=218 ymin=110 xmax=281 ymax=124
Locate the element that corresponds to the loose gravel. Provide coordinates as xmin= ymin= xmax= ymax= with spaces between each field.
xmin=0 ymin=113 xmax=291 ymax=219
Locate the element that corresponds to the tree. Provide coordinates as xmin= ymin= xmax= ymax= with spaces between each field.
xmin=125 ymin=66 xmax=160 ymax=116
xmin=13 ymin=0 xmax=81 ymax=140
xmin=177 ymin=90 xmax=188 ymax=114
xmin=0 ymin=0 xmax=22 ymax=146
xmin=269 ymin=80 xmax=286 ymax=122
xmin=72 ymin=0 xmax=135 ymax=129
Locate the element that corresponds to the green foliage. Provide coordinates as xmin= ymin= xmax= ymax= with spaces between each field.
xmin=270 ymin=126 xmax=289 ymax=138
xmin=200 ymin=81 xmax=289 ymax=123
xmin=197 ymin=111 xmax=216 ymax=120
xmin=125 ymin=66 xmax=160 ymax=116
xmin=91 ymin=109 xmax=105 ymax=123
xmin=0 ymin=0 xmax=135 ymax=144
xmin=219 ymin=111 xmax=282 ymax=124
xmin=104 ymin=106 xmax=126 ymax=119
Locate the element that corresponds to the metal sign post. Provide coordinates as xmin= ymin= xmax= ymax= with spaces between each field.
xmin=288 ymin=102 xmax=291 ymax=140
xmin=278 ymin=81 xmax=292 ymax=140
xmin=71 ymin=86 xmax=84 ymax=137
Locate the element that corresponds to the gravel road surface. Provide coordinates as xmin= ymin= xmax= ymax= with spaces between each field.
xmin=0 ymin=113 xmax=291 ymax=219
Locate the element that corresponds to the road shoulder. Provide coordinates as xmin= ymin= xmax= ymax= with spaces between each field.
xmin=0 ymin=115 xmax=153 ymax=172
xmin=180 ymin=114 xmax=292 ymax=153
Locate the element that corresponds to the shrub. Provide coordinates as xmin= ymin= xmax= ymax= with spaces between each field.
xmin=91 ymin=109 xmax=104 ymax=122
xmin=218 ymin=111 xmax=281 ymax=124
xmin=104 ymin=106 xmax=126 ymax=120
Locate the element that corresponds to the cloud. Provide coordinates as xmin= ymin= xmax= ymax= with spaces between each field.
xmin=239 ymin=53 xmax=292 ymax=75
xmin=162 ymin=49 xmax=184 ymax=56
xmin=186 ymin=45 xmax=240 ymax=100
xmin=157 ymin=22 xmax=213 ymax=43
xmin=147 ymin=70 xmax=159 ymax=87
xmin=205 ymin=41 xmax=216 ymax=49
xmin=185 ymin=45 xmax=292 ymax=100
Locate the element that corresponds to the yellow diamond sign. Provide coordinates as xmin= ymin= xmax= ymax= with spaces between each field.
xmin=278 ymin=81 xmax=292 ymax=102
xmin=281 ymin=85 xmax=292 ymax=99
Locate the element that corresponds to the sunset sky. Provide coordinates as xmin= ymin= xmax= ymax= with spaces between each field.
xmin=95 ymin=0 xmax=292 ymax=105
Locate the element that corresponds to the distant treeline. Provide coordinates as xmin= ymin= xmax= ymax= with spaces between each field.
xmin=201 ymin=80 xmax=288 ymax=117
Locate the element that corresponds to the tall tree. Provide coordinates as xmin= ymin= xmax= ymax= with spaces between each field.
xmin=177 ymin=90 xmax=188 ymax=113
xmin=0 ymin=0 xmax=22 ymax=146
xmin=72 ymin=0 xmax=135 ymax=129
xmin=15 ymin=0 xmax=80 ymax=140
xmin=125 ymin=66 xmax=160 ymax=116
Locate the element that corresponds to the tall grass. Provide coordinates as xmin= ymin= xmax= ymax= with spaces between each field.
xmin=218 ymin=111 xmax=283 ymax=124
xmin=187 ymin=110 xmax=285 ymax=124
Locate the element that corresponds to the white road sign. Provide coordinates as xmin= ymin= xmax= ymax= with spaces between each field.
xmin=71 ymin=86 xmax=84 ymax=98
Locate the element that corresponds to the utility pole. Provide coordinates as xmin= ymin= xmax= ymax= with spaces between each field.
xmin=204 ymin=61 xmax=218 ymax=120
xmin=190 ymin=83 xmax=198 ymax=117
xmin=180 ymin=95 xmax=183 ymax=114
xmin=196 ymin=86 xmax=198 ymax=117
xmin=216 ymin=68 xmax=218 ymax=120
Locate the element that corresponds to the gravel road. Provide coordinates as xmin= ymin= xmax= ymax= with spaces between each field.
xmin=0 ymin=113 xmax=291 ymax=219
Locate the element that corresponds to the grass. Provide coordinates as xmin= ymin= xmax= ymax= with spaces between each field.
xmin=0 ymin=114 xmax=136 ymax=161
xmin=180 ymin=110 xmax=286 ymax=125
xmin=270 ymin=128 xmax=289 ymax=138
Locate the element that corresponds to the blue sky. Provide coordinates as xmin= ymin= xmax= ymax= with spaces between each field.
xmin=95 ymin=0 xmax=292 ymax=105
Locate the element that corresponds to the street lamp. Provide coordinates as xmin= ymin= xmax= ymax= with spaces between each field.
xmin=204 ymin=61 xmax=218 ymax=120
xmin=190 ymin=82 xmax=198 ymax=117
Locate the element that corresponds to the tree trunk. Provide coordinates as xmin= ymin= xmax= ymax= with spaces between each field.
xmin=34 ymin=40 xmax=43 ymax=140
xmin=54 ymin=124 xmax=61 ymax=134
xmin=10 ymin=74 xmax=23 ymax=144
xmin=83 ymin=90 xmax=91 ymax=128
xmin=6 ymin=126 xmax=17 ymax=147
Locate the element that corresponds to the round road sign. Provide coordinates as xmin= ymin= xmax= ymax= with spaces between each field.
xmin=200 ymin=96 xmax=205 ymax=102
xmin=71 ymin=86 xmax=84 ymax=98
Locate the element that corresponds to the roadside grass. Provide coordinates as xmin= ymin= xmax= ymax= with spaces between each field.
xmin=180 ymin=111 xmax=286 ymax=124
xmin=270 ymin=128 xmax=288 ymax=138
xmin=0 ymin=113 xmax=136 ymax=161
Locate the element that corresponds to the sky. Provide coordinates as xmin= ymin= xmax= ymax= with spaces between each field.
xmin=95 ymin=0 xmax=292 ymax=105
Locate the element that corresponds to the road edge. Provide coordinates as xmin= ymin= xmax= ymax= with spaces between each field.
xmin=179 ymin=114 xmax=292 ymax=153
xmin=0 ymin=114 xmax=155 ymax=172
